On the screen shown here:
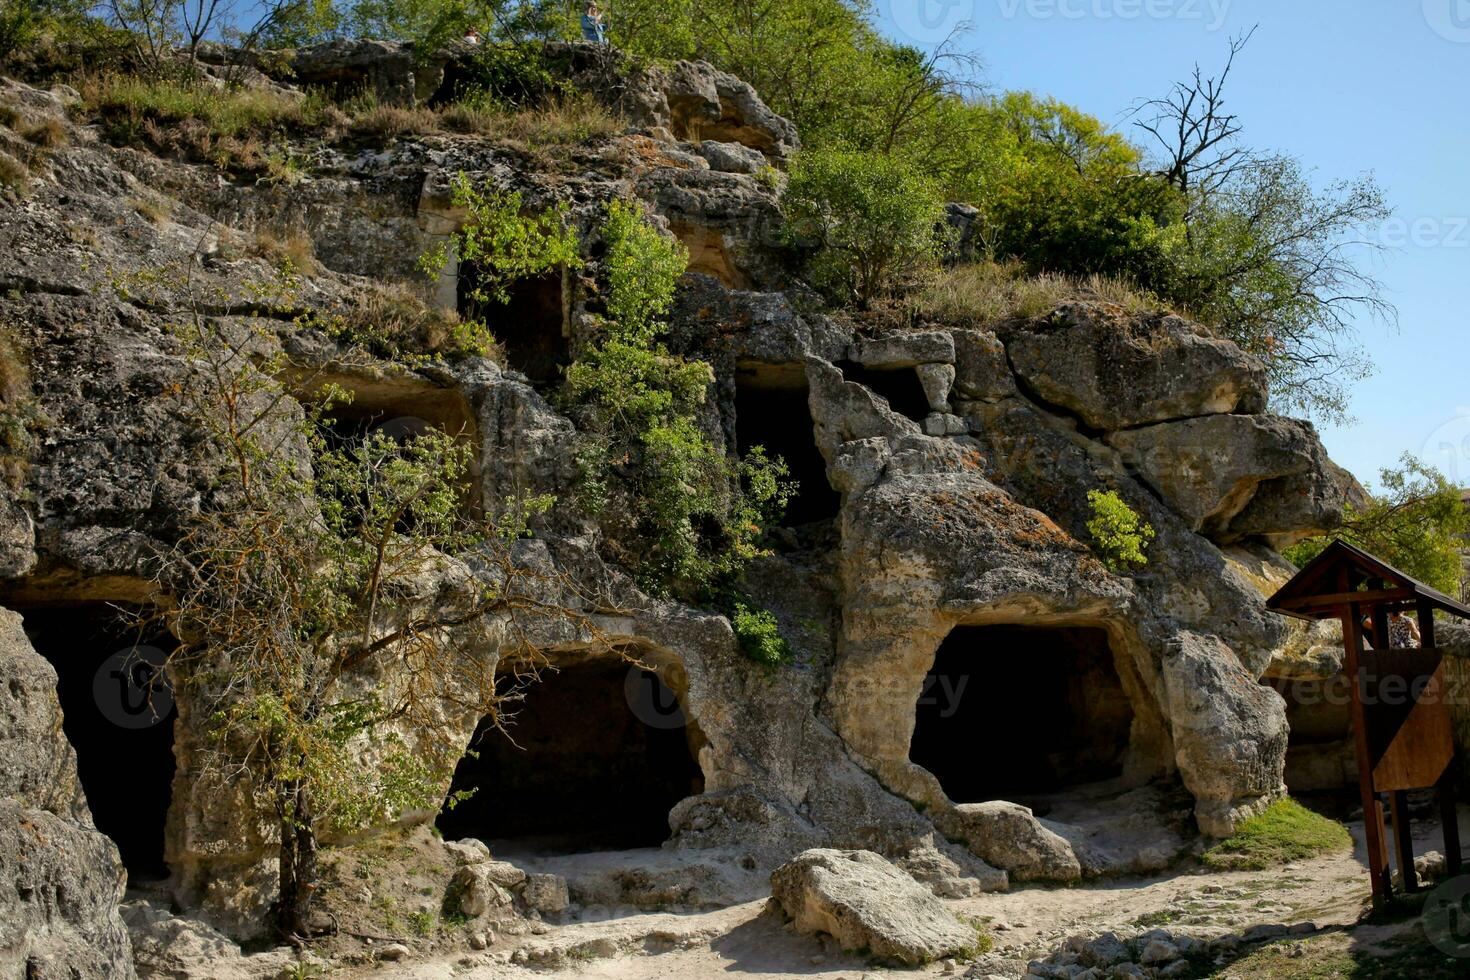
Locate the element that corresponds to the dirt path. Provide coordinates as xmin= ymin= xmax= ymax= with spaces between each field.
xmin=368 ymin=811 xmax=1468 ymax=979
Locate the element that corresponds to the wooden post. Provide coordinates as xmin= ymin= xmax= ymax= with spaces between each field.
xmin=1390 ymin=790 xmax=1418 ymax=892
xmin=1345 ymin=604 xmax=1391 ymax=904
xmin=1442 ymin=774 xmax=1463 ymax=876
xmin=1419 ymin=597 xmax=1461 ymax=874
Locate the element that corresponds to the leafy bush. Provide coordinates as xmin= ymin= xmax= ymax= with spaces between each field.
xmin=1203 ymin=798 xmax=1352 ymax=870
xmin=420 ymin=172 xmax=580 ymax=310
xmin=1284 ymin=454 xmax=1469 ymax=597
xmin=782 ymin=148 xmax=945 ymax=307
xmin=310 ymin=283 xmax=500 ymax=365
xmin=1086 ymin=489 xmax=1155 ymax=573
xmin=564 ymin=200 xmax=791 ymax=597
xmin=730 ymin=601 xmax=791 ymax=667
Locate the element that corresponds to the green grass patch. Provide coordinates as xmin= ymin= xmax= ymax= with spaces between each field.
xmin=1203 ymin=798 xmax=1352 ymax=871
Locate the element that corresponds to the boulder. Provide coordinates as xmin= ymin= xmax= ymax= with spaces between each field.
xmin=1163 ymin=632 xmax=1288 ymax=836
xmin=660 ymin=60 xmax=799 ymax=159
xmin=944 ymin=802 xmax=1083 ymax=882
xmin=951 ymin=329 xmax=1016 ymax=402
xmin=520 ymin=873 xmax=570 ymax=915
xmin=448 ymin=865 xmax=515 ymax=918
xmin=850 ymin=331 xmax=956 ymax=369
xmin=1003 ymin=305 xmax=1267 ymax=431
xmin=768 ymin=849 xmax=979 ymax=965
xmin=1108 ymin=415 xmax=1351 ymax=538
xmin=0 ymin=610 xmax=133 ymax=979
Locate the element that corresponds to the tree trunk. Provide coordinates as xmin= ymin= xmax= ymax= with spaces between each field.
xmin=276 ymin=780 xmax=320 ymax=938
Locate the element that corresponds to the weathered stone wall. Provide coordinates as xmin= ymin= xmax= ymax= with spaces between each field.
xmin=0 ymin=44 xmax=1365 ymax=950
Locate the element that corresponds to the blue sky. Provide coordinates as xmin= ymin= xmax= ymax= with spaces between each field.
xmin=870 ymin=0 xmax=1470 ymax=491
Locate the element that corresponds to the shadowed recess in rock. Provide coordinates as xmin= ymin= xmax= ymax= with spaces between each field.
xmin=834 ymin=361 xmax=931 ymax=423
xmin=1264 ymin=676 xmax=1355 ymax=794
xmin=735 ymin=373 xmax=841 ymax=528
xmin=910 ymin=624 xmax=1135 ymax=807
xmin=18 ymin=603 xmax=177 ymax=882
xmin=436 ymin=658 xmax=704 ymax=853
xmin=460 ymin=267 xmax=567 ymax=384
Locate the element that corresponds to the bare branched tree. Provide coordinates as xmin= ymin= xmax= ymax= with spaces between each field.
xmin=1131 ymin=25 xmax=1258 ymax=216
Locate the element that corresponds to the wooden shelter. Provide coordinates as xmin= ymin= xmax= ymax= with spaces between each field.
xmin=1268 ymin=540 xmax=1469 ymax=904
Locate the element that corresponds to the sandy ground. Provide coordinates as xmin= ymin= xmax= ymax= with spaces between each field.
xmin=354 ymin=805 xmax=1470 ymax=979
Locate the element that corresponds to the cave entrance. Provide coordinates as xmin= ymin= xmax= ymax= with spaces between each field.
xmin=910 ymin=624 xmax=1135 ymax=808
xmin=18 ymin=603 xmax=177 ymax=882
xmin=458 ymin=267 xmax=568 ymax=384
xmin=836 ymin=361 xmax=931 ymax=423
xmin=1265 ymin=675 xmax=1355 ymax=794
xmin=436 ymin=655 xmax=704 ymax=854
xmin=735 ymin=365 xmax=840 ymax=528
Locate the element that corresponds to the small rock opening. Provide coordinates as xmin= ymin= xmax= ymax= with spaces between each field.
xmin=287 ymin=370 xmax=482 ymax=514
xmin=17 ymin=603 xmax=177 ymax=882
xmin=458 ymin=267 xmax=568 ymax=384
xmin=735 ymin=366 xmax=841 ymax=527
xmin=836 ymin=361 xmax=931 ymax=423
xmin=910 ymin=624 xmax=1135 ymax=808
xmin=436 ymin=654 xmax=705 ymax=853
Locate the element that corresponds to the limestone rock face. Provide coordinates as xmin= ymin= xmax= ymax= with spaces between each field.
xmin=0 ymin=50 xmax=1363 ymax=950
xmin=1003 ymin=305 xmax=1268 ymax=430
xmin=1163 ymin=633 xmax=1289 ymax=836
xmin=0 ymin=611 xmax=133 ymax=979
xmin=769 ymin=849 xmax=979 ymax=965
xmin=1109 ymin=415 xmax=1361 ymax=541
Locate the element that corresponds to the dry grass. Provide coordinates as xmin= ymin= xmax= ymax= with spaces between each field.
xmin=249 ymin=227 xmax=318 ymax=272
xmin=0 ymin=150 xmax=27 ymax=195
xmin=350 ymin=92 xmax=620 ymax=148
xmin=0 ymin=327 xmax=41 ymax=488
xmin=915 ymin=259 xmax=1165 ymax=325
xmin=21 ymin=118 xmax=66 ymax=149
xmin=314 ymin=282 xmax=503 ymax=365
xmin=0 ymin=105 xmax=19 ymax=129
xmin=129 ymin=195 xmax=169 ymax=224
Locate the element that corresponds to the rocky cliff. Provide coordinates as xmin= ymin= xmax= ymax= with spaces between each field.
xmin=0 ymin=42 xmax=1361 ymax=975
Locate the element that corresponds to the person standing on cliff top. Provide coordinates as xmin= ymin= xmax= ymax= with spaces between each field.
xmin=581 ymin=1 xmax=607 ymax=43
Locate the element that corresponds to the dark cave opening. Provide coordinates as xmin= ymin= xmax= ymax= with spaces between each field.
xmin=1265 ymin=676 xmax=1355 ymax=794
xmin=735 ymin=370 xmax=841 ymax=527
xmin=18 ymin=604 xmax=177 ymax=882
xmin=459 ymin=267 xmax=567 ymax=384
xmin=910 ymin=625 xmax=1135 ymax=807
xmin=836 ymin=361 xmax=931 ymax=422
xmin=436 ymin=657 xmax=705 ymax=853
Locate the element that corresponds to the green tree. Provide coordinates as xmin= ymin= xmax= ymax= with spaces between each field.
xmin=564 ymin=200 xmax=790 ymax=597
xmin=1161 ymin=157 xmax=1389 ymax=424
xmin=1284 ymin=455 xmax=1468 ymax=597
xmin=782 ymin=147 xmax=945 ymax=306
xmin=150 ymin=266 xmax=588 ymax=939
xmin=1086 ymin=489 xmax=1155 ymax=573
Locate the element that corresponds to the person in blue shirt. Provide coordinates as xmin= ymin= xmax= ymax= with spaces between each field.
xmin=581 ymin=1 xmax=607 ymax=43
